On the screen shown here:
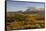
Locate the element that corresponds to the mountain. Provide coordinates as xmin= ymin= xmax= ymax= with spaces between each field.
xmin=22 ymin=8 xmax=45 ymax=14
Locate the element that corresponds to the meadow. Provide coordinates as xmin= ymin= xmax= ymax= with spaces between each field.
xmin=6 ymin=12 xmax=45 ymax=30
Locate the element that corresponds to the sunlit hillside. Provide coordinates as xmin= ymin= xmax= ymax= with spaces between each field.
xmin=6 ymin=12 xmax=45 ymax=30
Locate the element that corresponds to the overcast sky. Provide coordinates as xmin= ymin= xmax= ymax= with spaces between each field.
xmin=7 ymin=0 xmax=45 ymax=12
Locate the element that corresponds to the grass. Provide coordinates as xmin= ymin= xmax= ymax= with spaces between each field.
xmin=6 ymin=13 xmax=45 ymax=30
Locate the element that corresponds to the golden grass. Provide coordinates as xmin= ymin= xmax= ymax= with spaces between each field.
xmin=6 ymin=13 xmax=45 ymax=30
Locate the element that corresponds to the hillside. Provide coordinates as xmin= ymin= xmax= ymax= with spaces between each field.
xmin=6 ymin=12 xmax=45 ymax=30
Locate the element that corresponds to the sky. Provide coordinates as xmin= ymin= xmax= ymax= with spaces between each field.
xmin=7 ymin=1 xmax=45 ymax=12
